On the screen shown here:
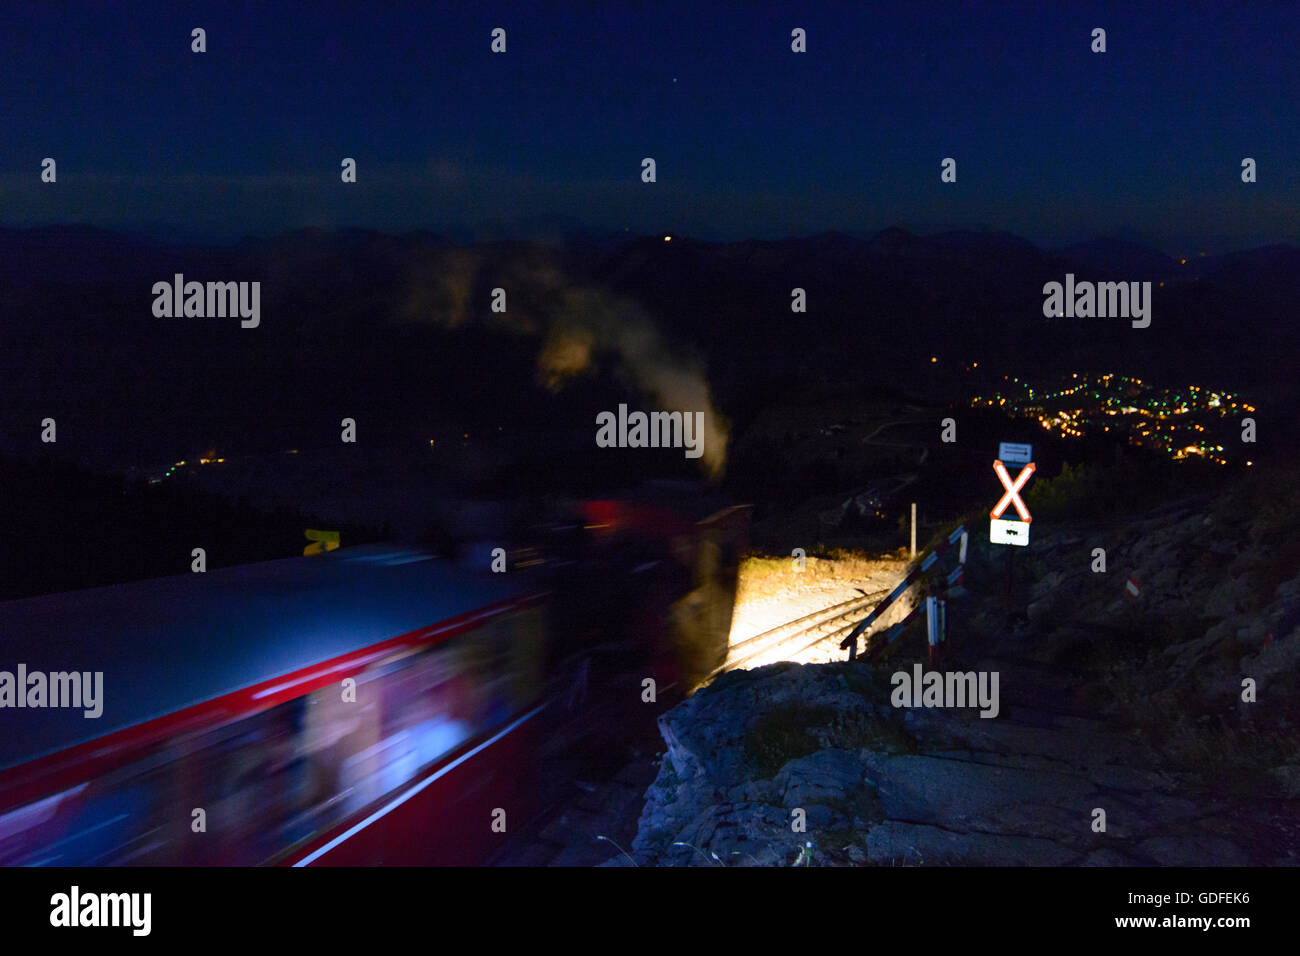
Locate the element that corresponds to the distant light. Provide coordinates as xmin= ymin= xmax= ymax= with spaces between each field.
xmin=1247 ymin=460 xmax=1253 ymax=466
xmin=930 ymin=356 xmax=938 ymax=363
xmin=664 ymin=235 xmax=672 ymax=242
xmin=972 ymin=361 xmax=978 ymax=368
xmin=1180 ymin=258 xmax=1187 ymax=265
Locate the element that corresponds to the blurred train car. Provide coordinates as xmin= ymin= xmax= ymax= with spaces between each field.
xmin=556 ymin=488 xmax=749 ymax=694
xmin=0 ymin=492 xmax=748 ymax=866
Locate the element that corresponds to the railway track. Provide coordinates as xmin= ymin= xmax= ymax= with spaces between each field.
xmin=497 ymin=583 xmax=904 ymax=865
xmin=713 ymin=585 xmax=895 ymax=677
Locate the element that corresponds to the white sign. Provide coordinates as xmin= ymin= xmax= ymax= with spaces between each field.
xmin=990 ymin=517 xmax=1030 ymax=546
xmin=998 ymin=442 xmax=1033 ymax=464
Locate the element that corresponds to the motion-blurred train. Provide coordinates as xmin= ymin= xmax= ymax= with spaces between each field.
xmin=0 ymin=487 xmax=748 ymax=866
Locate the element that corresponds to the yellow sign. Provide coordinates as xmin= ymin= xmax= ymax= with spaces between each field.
xmin=304 ymin=529 xmax=340 ymax=556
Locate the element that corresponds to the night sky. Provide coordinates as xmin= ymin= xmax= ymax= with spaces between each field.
xmin=2 ymin=1 xmax=1297 ymax=250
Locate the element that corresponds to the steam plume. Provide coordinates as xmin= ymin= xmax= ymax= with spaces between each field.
xmin=402 ymin=247 xmax=729 ymax=476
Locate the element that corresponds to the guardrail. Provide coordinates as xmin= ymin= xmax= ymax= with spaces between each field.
xmin=841 ymin=523 xmax=968 ymax=660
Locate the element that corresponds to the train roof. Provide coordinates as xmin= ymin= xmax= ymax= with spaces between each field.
xmin=0 ymin=545 xmax=532 ymax=772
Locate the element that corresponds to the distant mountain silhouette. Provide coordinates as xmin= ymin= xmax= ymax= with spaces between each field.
xmin=1 ymin=224 xmax=1294 ymax=473
xmin=1055 ymin=238 xmax=1179 ymax=277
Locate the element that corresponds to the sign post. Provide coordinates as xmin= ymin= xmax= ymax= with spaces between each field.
xmin=990 ymin=447 xmax=1034 ymax=616
xmin=910 ymin=502 xmax=917 ymax=557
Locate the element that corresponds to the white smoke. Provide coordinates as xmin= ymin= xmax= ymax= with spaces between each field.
xmin=402 ymin=247 xmax=729 ymax=477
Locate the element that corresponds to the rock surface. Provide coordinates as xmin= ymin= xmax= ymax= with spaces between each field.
xmin=625 ymin=489 xmax=1300 ymax=866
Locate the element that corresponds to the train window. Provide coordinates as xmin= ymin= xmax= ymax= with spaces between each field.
xmin=502 ymin=606 xmax=547 ymax=712
xmin=0 ymin=608 xmax=549 ymax=866
xmin=0 ymin=738 xmax=187 ymax=865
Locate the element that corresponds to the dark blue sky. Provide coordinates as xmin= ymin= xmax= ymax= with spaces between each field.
xmin=2 ymin=1 xmax=1296 ymax=251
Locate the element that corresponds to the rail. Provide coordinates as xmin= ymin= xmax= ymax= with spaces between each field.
xmin=839 ymin=523 xmax=968 ymax=658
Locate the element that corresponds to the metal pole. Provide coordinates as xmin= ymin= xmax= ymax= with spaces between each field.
xmin=910 ymin=502 xmax=917 ymax=558
xmin=926 ymin=596 xmax=936 ymax=663
xmin=1004 ymin=546 xmax=1013 ymax=614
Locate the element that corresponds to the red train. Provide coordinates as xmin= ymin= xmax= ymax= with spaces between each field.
xmin=0 ymin=492 xmax=748 ymax=866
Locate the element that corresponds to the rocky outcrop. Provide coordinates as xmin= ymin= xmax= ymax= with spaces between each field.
xmin=628 ymin=658 xmax=1296 ymax=866
xmin=625 ymin=487 xmax=1300 ymax=866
